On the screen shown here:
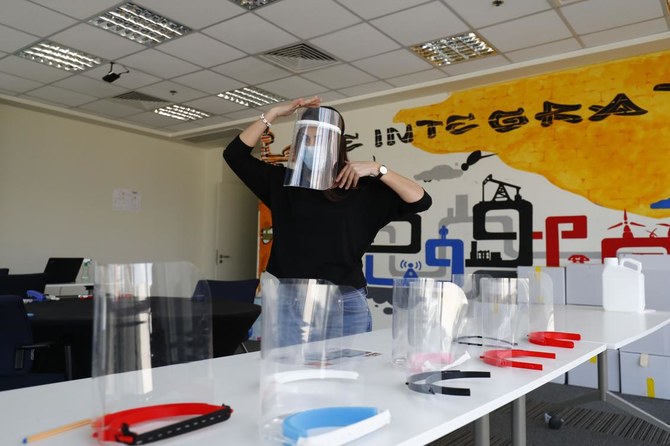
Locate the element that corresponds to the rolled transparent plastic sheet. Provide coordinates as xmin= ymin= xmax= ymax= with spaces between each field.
xmin=406 ymin=278 xmax=470 ymax=376
xmin=391 ymin=277 xmax=417 ymax=366
xmin=453 ymin=274 xmax=529 ymax=350
xmin=284 ymin=106 xmax=343 ymax=190
xmin=92 ymin=261 xmax=216 ymax=444
xmin=517 ymin=269 xmax=555 ymax=333
xmin=259 ymin=273 xmax=387 ymax=445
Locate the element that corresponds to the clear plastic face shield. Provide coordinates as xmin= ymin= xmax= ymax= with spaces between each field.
xmin=284 ymin=107 xmax=343 ymax=190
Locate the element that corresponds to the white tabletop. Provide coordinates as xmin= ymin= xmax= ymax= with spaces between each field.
xmin=0 ymin=327 xmax=604 ymax=446
xmin=552 ymin=305 xmax=670 ymax=349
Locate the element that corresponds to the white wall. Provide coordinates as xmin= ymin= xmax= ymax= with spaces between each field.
xmin=0 ymin=102 xmax=224 ymax=277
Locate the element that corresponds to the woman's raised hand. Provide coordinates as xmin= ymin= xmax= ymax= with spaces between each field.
xmin=271 ymin=96 xmax=321 ymax=119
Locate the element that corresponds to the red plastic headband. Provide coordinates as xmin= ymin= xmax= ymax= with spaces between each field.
xmin=92 ymin=403 xmax=232 ymax=445
xmin=480 ymin=349 xmax=556 ymax=370
xmin=528 ymin=331 xmax=581 ymax=349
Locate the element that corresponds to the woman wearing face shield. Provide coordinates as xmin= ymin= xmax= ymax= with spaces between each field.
xmin=223 ymin=97 xmax=432 ymax=338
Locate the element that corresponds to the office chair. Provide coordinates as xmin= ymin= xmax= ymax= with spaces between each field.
xmin=194 ymin=279 xmax=259 ymax=353
xmin=0 ymin=273 xmax=48 ymax=298
xmin=0 ymin=295 xmax=72 ymax=391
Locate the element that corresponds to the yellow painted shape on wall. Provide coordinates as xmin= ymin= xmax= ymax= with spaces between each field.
xmin=646 ymin=377 xmax=656 ymax=398
xmin=394 ymin=50 xmax=670 ymax=218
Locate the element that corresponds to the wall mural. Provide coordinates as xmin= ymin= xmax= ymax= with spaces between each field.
xmin=255 ymin=49 xmax=670 ymax=319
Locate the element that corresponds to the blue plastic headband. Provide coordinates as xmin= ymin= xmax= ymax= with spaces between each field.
xmin=282 ymin=406 xmax=379 ymax=442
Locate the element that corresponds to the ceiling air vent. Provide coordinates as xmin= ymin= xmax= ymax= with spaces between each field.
xmin=260 ymin=43 xmax=339 ymax=73
xmin=109 ymin=91 xmax=171 ymax=111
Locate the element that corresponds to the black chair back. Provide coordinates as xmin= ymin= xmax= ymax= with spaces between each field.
xmin=0 ymin=295 xmax=33 ymax=376
xmin=0 ymin=273 xmax=48 ymax=298
xmin=0 ymin=268 xmax=9 ymax=276
xmin=195 ymin=279 xmax=259 ymax=304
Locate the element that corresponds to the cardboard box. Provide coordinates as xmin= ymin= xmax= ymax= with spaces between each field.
xmin=620 ymin=324 xmax=670 ymax=356
xmin=620 ymin=351 xmax=670 ymax=400
xmin=567 ymin=348 xmax=620 ymax=392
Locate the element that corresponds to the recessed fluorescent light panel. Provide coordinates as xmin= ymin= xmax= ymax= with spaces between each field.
xmin=229 ymin=0 xmax=283 ymax=10
xmin=217 ymin=87 xmax=287 ymax=108
xmin=16 ymin=41 xmax=102 ymax=72
xmin=154 ymin=105 xmax=210 ymax=121
xmin=410 ymin=32 xmax=496 ymax=67
xmin=89 ymin=2 xmax=191 ymax=45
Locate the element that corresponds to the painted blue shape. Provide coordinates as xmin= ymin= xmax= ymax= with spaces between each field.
xmin=651 ymin=198 xmax=670 ymax=209
xmin=364 ymin=254 xmax=395 ymax=286
xmin=425 ymin=226 xmax=465 ymax=274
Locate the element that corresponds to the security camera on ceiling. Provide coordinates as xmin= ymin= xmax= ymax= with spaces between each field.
xmin=102 ymin=62 xmax=130 ymax=83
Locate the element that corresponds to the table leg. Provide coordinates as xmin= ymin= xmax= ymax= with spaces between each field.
xmin=547 ymin=351 xmax=670 ymax=433
xmin=473 ymin=414 xmax=490 ymax=446
xmin=511 ymin=395 xmax=526 ymax=446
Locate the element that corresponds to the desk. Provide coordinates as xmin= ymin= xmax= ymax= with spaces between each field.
xmin=25 ymin=298 xmax=261 ymax=379
xmin=546 ymin=305 xmax=670 ymax=433
xmin=0 ymin=328 xmax=604 ymax=446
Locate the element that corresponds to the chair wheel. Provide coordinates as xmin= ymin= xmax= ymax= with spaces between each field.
xmin=543 ymin=412 xmax=564 ymax=429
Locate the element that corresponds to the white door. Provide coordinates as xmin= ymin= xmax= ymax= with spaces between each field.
xmin=214 ymin=181 xmax=258 ymax=280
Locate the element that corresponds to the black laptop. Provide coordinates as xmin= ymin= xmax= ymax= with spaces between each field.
xmin=43 ymin=257 xmax=84 ymax=284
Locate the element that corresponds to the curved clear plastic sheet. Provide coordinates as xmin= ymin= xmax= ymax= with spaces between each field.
xmin=260 ymin=273 xmax=380 ymax=445
xmin=516 ymin=269 xmax=555 ymax=333
xmin=92 ymin=262 xmax=214 ymax=443
xmin=453 ymin=274 xmax=530 ymax=350
xmin=283 ymin=106 xmax=343 ymax=190
xmin=406 ymin=278 xmax=470 ymax=376
xmin=391 ymin=278 xmax=417 ymax=366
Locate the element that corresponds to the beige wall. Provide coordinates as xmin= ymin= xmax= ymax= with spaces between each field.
xmin=0 ymin=102 xmax=225 ymax=277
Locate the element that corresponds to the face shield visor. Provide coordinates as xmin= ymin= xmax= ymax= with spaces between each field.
xmin=284 ymin=107 xmax=343 ymax=190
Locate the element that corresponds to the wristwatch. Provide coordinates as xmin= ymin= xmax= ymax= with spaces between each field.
xmin=376 ymin=164 xmax=388 ymax=179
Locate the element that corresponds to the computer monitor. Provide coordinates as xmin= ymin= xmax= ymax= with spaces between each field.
xmin=43 ymin=257 xmax=84 ymax=284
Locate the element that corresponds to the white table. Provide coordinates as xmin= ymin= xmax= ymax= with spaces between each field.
xmin=545 ymin=305 xmax=670 ymax=432
xmin=0 ymin=328 xmax=604 ymax=446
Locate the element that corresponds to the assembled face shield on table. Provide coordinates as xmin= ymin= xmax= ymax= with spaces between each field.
xmin=284 ymin=106 xmax=343 ymax=191
xmin=91 ymin=262 xmax=230 ymax=445
xmin=259 ymin=273 xmax=390 ymax=445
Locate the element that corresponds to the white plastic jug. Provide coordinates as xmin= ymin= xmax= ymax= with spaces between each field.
xmin=601 ymin=257 xmax=645 ymax=312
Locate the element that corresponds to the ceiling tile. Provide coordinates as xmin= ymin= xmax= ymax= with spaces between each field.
xmin=336 ymin=0 xmax=430 ymax=20
xmin=506 ymin=38 xmax=582 ymax=64
xmin=121 ymin=111 xmax=178 ymax=128
xmin=79 ymin=99 xmax=147 ymax=118
xmin=172 ymin=70 xmax=245 ymax=95
xmin=441 ymin=54 xmax=509 ymax=76
xmin=50 ymin=24 xmax=145 ymax=60
xmin=386 ymin=68 xmax=447 ymax=88
xmin=28 ymin=0 xmax=121 ymax=20
xmin=446 ymin=0 xmax=551 ymax=28
xmin=336 ymin=80 xmax=394 ymax=97
xmin=370 ymin=2 xmax=469 ymax=46
xmin=561 ymin=0 xmax=664 ymax=35
xmin=256 ymin=76 xmax=329 ymax=99
xmin=53 ymin=74 xmax=128 ymax=98
xmin=317 ymin=90 xmax=346 ymax=103
xmin=256 ymin=0 xmax=361 ymax=40
xmin=117 ymin=49 xmax=200 ymax=78
xmin=25 ymin=85 xmax=97 ymax=107
xmin=0 ymin=55 xmax=73 ymax=83
xmin=310 ymin=23 xmax=401 ymax=62
xmin=301 ymin=64 xmax=377 ymax=89
xmin=223 ymin=108 xmax=264 ymax=121
xmin=0 ymin=71 xmax=43 ymax=93
xmin=352 ymin=49 xmax=433 ymax=78
xmin=203 ymin=14 xmax=299 ymax=54
xmin=161 ymin=120 xmax=206 ymax=132
xmin=133 ymin=0 xmax=244 ymax=29
xmin=183 ymin=96 xmax=248 ymax=114
xmin=581 ymin=18 xmax=670 ymax=48
xmin=0 ymin=24 xmax=38 ymax=53
xmin=0 ymin=0 xmax=76 ymax=35
xmin=137 ymin=81 xmax=209 ymax=103
xmin=157 ymin=34 xmax=245 ymax=68
xmin=212 ymin=57 xmax=291 ymax=85
xmin=479 ymin=10 xmax=572 ymax=52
